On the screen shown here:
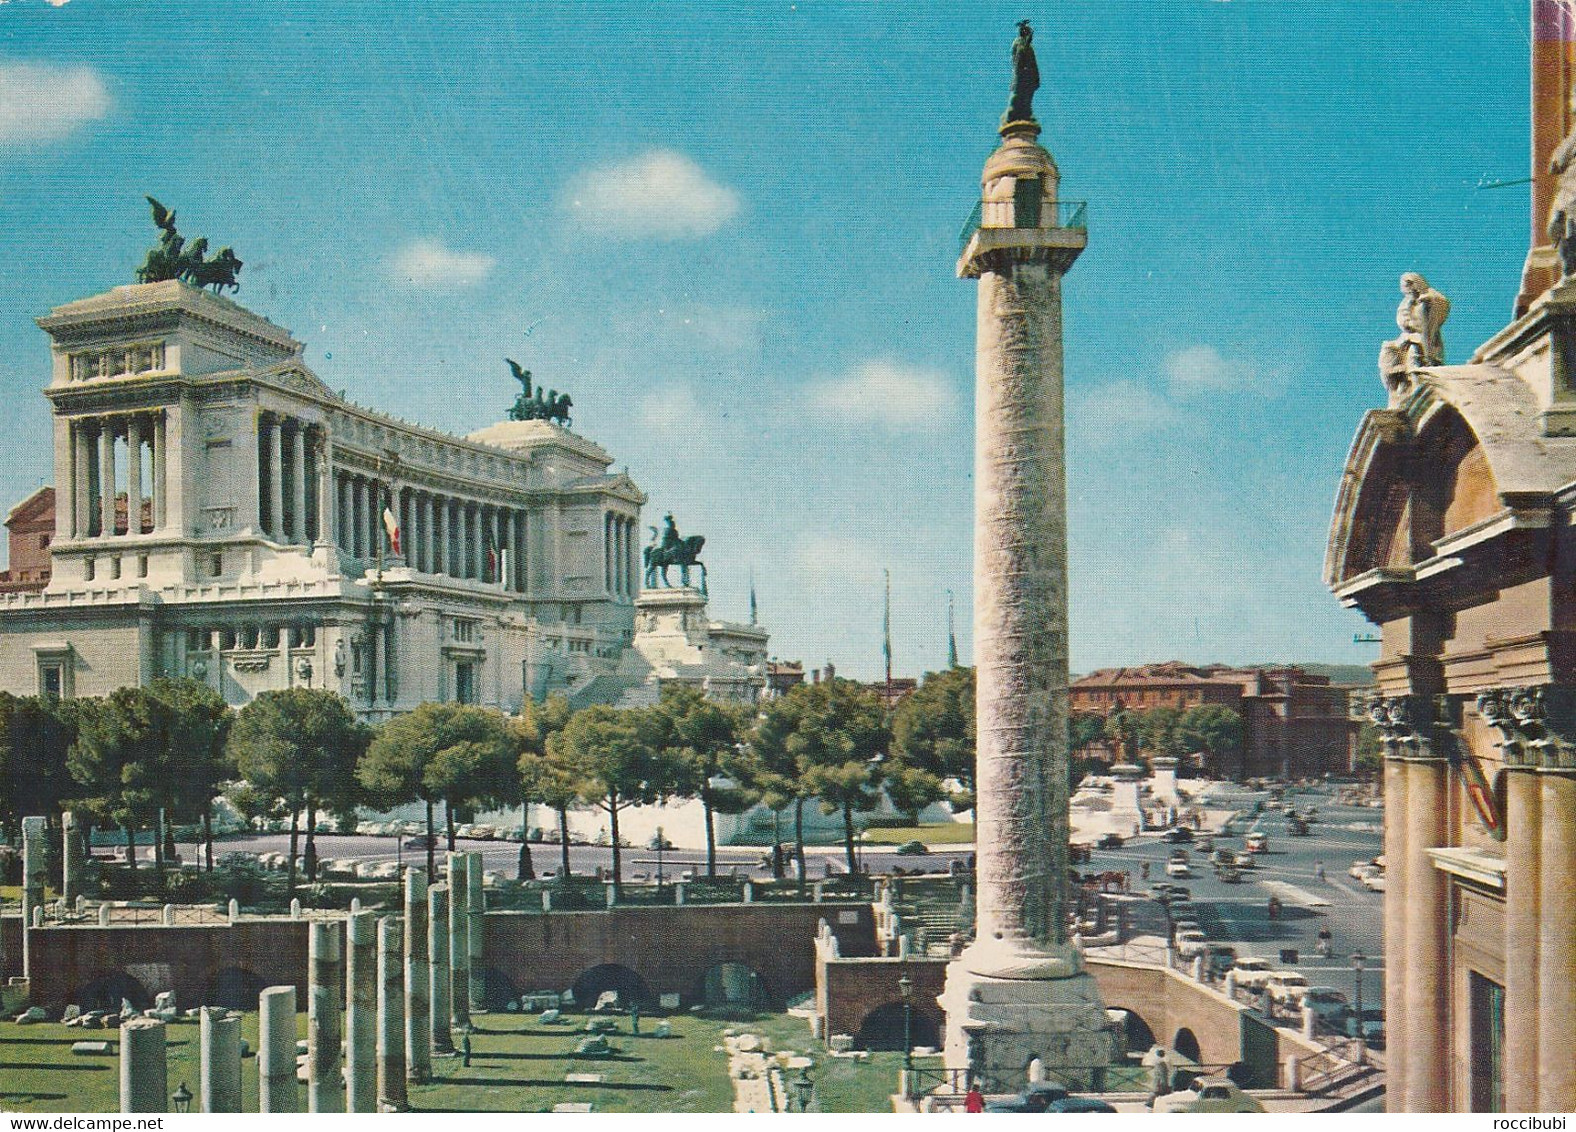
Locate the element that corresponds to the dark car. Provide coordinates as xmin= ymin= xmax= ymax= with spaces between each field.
xmin=1161 ymin=827 xmax=1195 ymax=844
xmin=403 ymin=833 xmax=437 ymax=849
xmin=1097 ymin=833 xmax=1125 ymax=849
xmin=983 ymin=1084 xmax=1116 ymax=1113
xmin=1344 ymin=1008 xmax=1386 ymax=1049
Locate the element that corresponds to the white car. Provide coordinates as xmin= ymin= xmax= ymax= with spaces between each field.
xmin=1362 ymin=871 xmax=1387 ymax=892
xmin=1176 ymin=930 xmax=1208 ymax=959
xmin=1166 ymin=859 xmax=1192 ymax=877
xmin=1266 ymin=972 xmax=1311 ymax=1005
xmin=1232 ymin=957 xmax=1276 ymax=990
xmin=1350 ymin=857 xmax=1382 ymax=879
xmin=1154 ymin=1077 xmax=1266 ymax=1113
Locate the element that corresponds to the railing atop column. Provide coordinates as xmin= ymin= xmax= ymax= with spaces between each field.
xmin=958 ymin=198 xmax=1088 ymax=254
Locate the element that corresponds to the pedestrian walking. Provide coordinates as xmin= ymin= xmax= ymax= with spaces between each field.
xmin=461 ymin=1032 xmax=472 ymax=1068
xmin=964 ymin=1083 xmax=985 ymax=1113
xmin=1143 ymin=1046 xmax=1171 ymax=1108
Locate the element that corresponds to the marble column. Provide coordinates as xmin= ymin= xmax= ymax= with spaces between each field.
xmin=71 ymin=422 xmax=88 ymax=537
xmin=352 ymin=477 xmax=366 ymax=559
xmin=98 ymin=421 xmax=116 ymax=537
xmin=339 ymin=473 xmax=352 ymax=555
xmin=467 ymin=850 xmax=486 ymax=1012
xmin=126 ymin=416 xmax=143 ymax=534
xmin=429 ymin=883 xmax=453 ymax=1053
xmin=448 ymin=852 xmax=472 ymax=1030
xmin=258 ymin=985 xmax=299 ymax=1113
xmin=61 ymin=810 xmax=84 ymax=908
xmin=405 ymin=867 xmax=432 ymax=1081
xmin=290 ymin=422 xmax=307 ymax=544
xmin=434 ymin=496 xmax=448 ymax=575
xmin=1403 ymin=756 xmax=1449 ymax=1113
xmin=1538 ymin=770 xmax=1576 ymax=1111
xmin=346 ymin=910 xmax=378 ymax=1112
xmin=378 ymin=916 xmax=407 ymax=1111
xmin=315 ymin=437 xmax=334 ymax=546
xmin=308 ymin=920 xmax=344 ymax=1113
xmin=199 ymin=1004 xmax=242 ymax=1113
xmin=119 ymin=1017 xmax=167 ymax=1113
xmin=939 ymin=113 xmax=1108 ymax=1088
xmin=152 ymin=413 xmax=167 ymax=531
xmin=268 ymin=416 xmax=285 ymax=542
xmin=1504 ymin=769 xmax=1542 ymax=1112
xmin=1382 ymin=752 xmax=1409 ymax=1112
xmin=20 ymin=816 xmax=46 ymax=980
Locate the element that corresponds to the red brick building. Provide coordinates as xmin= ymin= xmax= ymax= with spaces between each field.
xmin=0 ymin=487 xmax=54 ymax=594
xmin=1070 ymin=661 xmax=1356 ymax=779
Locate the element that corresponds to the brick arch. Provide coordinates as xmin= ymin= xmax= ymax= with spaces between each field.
xmin=694 ymin=961 xmax=773 ymax=1010
xmin=1172 ymin=1026 xmax=1202 ymax=1064
xmin=1107 ymin=1006 xmax=1157 ymax=1054
xmin=854 ymin=1000 xmax=941 ymax=1051
xmin=201 ymin=965 xmax=272 ymax=1010
xmin=75 ymin=968 xmax=152 ymax=1012
xmin=572 ymin=963 xmax=652 ymax=1009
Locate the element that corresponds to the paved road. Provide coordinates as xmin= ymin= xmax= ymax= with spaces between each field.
xmin=1082 ymin=782 xmax=1386 ymax=1012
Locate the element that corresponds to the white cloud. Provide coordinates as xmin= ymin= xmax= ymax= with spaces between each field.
xmin=564 ymin=150 xmax=739 ymax=239
xmin=388 ymin=240 xmax=494 ymax=288
xmin=638 ymin=382 xmax=716 ymax=438
xmin=795 ymin=533 xmax=884 ymax=579
xmin=0 ymin=61 xmax=108 ymax=144
xmin=807 ymin=360 xmax=956 ymax=429
xmin=1162 ymin=344 xmax=1282 ymax=396
xmin=1070 ymin=379 xmax=1179 ymax=441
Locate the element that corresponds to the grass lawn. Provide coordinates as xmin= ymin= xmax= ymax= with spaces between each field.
xmin=0 ymin=1009 xmax=906 ymax=1114
xmin=863 ymin=823 xmax=976 ymax=846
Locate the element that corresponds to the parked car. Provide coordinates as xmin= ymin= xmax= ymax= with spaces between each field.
xmin=1216 ymin=864 xmax=1244 ymax=883
xmin=984 ymin=1083 xmax=1116 ymax=1113
xmin=1165 ymin=859 xmax=1192 ymax=878
xmin=1244 ymin=832 xmax=1269 ymax=854
xmin=1204 ymin=944 xmax=1239 ymax=981
xmin=895 ymin=840 xmax=930 ymax=856
xmin=1161 ymin=827 xmax=1195 ymax=844
xmin=403 ymin=833 xmax=437 ymax=849
xmin=1361 ymin=871 xmax=1387 ymax=892
xmin=1176 ymin=929 xmax=1208 ymax=959
xmin=1152 ymin=884 xmax=1191 ymax=902
xmin=1266 ymin=972 xmax=1311 ymax=1005
xmin=1154 ymin=1076 xmax=1267 ymax=1113
xmin=1300 ymin=987 xmax=1350 ymax=1026
xmin=1097 ymin=833 xmax=1125 ymax=849
xmin=1171 ymin=918 xmax=1201 ymax=936
xmin=1344 ymin=1008 xmax=1386 ymax=1049
xmin=1231 ymin=957 xmax=1276 ymax=990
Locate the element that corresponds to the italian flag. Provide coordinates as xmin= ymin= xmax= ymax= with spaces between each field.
xmin=382 ymin=504 xmax=401 ymax=557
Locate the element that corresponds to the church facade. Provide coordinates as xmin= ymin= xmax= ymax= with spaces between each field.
xmin=0 ymin=279 xmax=766 ymax=717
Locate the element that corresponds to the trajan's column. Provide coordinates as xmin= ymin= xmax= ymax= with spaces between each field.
xmin=938 ymin=21 xmax=1114 ymax=1087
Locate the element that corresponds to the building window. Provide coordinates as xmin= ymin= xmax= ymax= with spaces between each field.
xmin=453 ymin=619 xmax=476 ymax=643
xmin=455 ymin=661 xmax=476 ymax=705
xmin=1469 ymin=972 xmax=1505 ymax=1112
xmin=39 ymin=663 xmax=63 ymax=699
xmin=210 ymin=553 xmax=223 ymax=578
xmin=136 ymin=555 xmax=148 ymax=578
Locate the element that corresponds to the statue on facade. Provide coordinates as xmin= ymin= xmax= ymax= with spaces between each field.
xmin=1004 ymin=20 xmax=1039 ymax=126
xmin=1549 ymin=123 xmax=1576 ymax=279
xmin=642 ymin=513 xmax=707 ymax=592
xmin=1378 ymin=272 xmax=1449 ymax=396
xmin=506 ymin=359 xmax=573 ymax=426
xmin=135 ymin=197 xmax=243 ymax=293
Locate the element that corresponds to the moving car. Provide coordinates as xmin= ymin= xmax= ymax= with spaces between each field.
xmin=983 ymin=1083 xmax=1117 ymax=1113
xmin=1204 ymin=944 xmax=1239 ymax=981
xmin=1154 ymin=1076 xmax=1267 ymax=1113
xmin=1176 ymin=929 xmax=1208 ymax=959
xmin=1244 ymin=832 xmax=1269 ymax=854
xmin=1215 ymin=864 xmax=1243 ymax=883
xmin=1350 ymin=857 xmax=1382 ymax=879
xmin=1300 ymin=987 xmax=1350 ymax=1027
xmin=1345 ymin=1008 xmax=1386 ymax=1049
xmin=1231 ymin=957 xmax=1275 ymax=990
xmin=1161 ymin=827 xmax=1195 ymax=844
xmin=1097 ymin=833 xmax=1125 ymax=849
xmin=1265 ymin=972 xmax=1311 ymax=1005
xmin=1361 ymin=871 xmax=1387 ymax=892
xmin=1165 ymin=858 xmax=1192 ymax=878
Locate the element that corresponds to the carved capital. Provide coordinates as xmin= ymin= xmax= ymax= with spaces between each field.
xmin=1475 ymin=684 xmax=1576 ymax=771
xmin=1365 ymin=692 xmax=1445 ymax=761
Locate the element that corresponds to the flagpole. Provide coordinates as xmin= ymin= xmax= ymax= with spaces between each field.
xmin=883 ymin=568 xmax=892 ymax=707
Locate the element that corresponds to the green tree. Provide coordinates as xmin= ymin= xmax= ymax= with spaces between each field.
xmin=511 ymin=694 xmax=574 ymax=880
xmin=548 ymin=705 xmax=669 ymax=888
xmin=1138 ymin=706 xmax=1185 ymax=758
xmin=750 ymin=688 xmax=816 ymax=885
xmin=653 ymin=684 xmax=754 ymax=878
xmin=890 ymin=666 xmax=975 ymax=814
xmin=145 ymin=678 xmax=234 ymax=871
xmin=68 ymin=688 xmax=168 ymax=877
xmin=1176 ymin=704 xmax=1245 ymax=778
xmin=1068 ymin=711 xmax=1106 ymax=758
xmin=360 ymin=702 xmax=515 ymax=878
xmin=230 ymin=688 xmax=367 ymax=894
xmin=770 ymin=679 xmax=889 ymax=875
xmin=1352 ymin=720 xmax=1382 ymax=780
xmin=0 ymin=693 xmax=81 ymax=841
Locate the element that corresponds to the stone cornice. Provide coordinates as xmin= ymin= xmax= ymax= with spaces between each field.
xmin=958 ymin=228 xmax=1086 ymax=279
xmin=37 ymin=281 xmax=302 ymax=354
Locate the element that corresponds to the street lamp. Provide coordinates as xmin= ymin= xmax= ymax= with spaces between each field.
xmin=1351 ymin=951 xmax=1367 ymax=1063
xmin=656 ymin=826 xmax=666 ymax=887
xmin=170 ymin=1081 xmax=192 ymax=1113
xmin=899 ymin=969 xmax=914 ymax=1071
xmin=790 ymin=1065 xmax=814 ymax=1112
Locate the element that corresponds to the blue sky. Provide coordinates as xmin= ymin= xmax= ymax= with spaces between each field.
xmin=0 ymin=0 xmax=1534 ymax=680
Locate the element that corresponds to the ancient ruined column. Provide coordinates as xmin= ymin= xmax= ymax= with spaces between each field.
xmin=20 ymin=817 xmax=46 ymax=980
xmin=1539 ymin=769 xmax=1576 ymax=1111
xmin=448 ymin=852 xmax=472 ymax=1031
xmin=429 ymin=883 xmax=454 ymax=1054
xmin=467 ymin=850 xmax=486 ymax=1013
xmin=308 ymin=920 xmax=344 ymax=1113
xmin=405 ymin=867 xmax=432 ymax=1081
xmin=346 ymin=910 xmax=378 ymax=1112
xmin=119 ymin=1017 xmax=167 ymax=1113
xmin=378 ymin=916 xmax=408 ymax=1111
xmin=199 ymin=1005 xmax=242 ymax=1113
xmin=258 ymin=985 xmax=299 ymax=1113
xmin=61 ymin=811 xmax=84 ymax=908
xmin=938 ymin=29 xmax=1110 ymax=1089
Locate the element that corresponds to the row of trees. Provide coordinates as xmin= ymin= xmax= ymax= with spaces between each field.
xmin=0 ymin=669 xmax=985 ymax=894
xmin=1073 ymin=702 xmax=1244 ymax=774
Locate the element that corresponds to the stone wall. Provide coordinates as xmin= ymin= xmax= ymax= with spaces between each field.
xmin=817 ymin=954 xmax=947 ymax=1045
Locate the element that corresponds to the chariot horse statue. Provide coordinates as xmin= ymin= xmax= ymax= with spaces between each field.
xmin=643 ymin=513 xmax=706 ymax=592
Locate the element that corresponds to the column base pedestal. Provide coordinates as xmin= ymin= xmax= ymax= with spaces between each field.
xmin=939 ymin=938 xmax=1115 ymax=1093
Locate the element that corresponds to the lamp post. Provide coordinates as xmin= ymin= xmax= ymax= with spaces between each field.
xmin=170 ymin=1082 xmax=192 ymax=1113
xmin=790 ymin=1065 xmax=814 ymax=1112
xmin=899 ymin=970 xmax=914 ymax=1071
xmin=656 ymin=826 xmax=666 ymax=887
xmin=1351 ymin=951 xmax=1366 ymax=1064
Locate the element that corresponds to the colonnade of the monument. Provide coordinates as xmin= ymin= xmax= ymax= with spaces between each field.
xmin=65 ymin=412 xmax=168 ymax=538
xmin=333 ymin=472 xmax=530 ymax=589
xmin=256 ymin=414 xmax=326 ymax=546
xmin=605 ymin=511 xmax=636 ymax=597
